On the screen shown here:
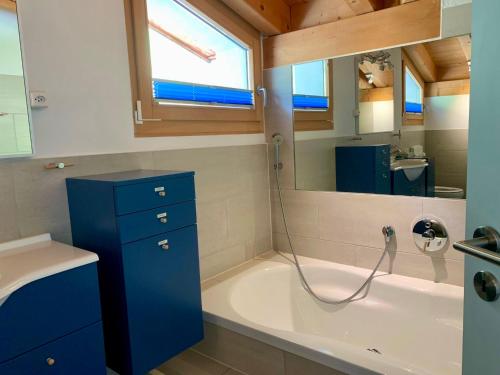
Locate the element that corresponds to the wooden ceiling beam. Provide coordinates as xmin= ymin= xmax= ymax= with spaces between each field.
xmin=263 ymin=0 xmax=441 ymax=69
xmin=344 ymin=0 xmax=385 ymax=15
xmin=457 ymin=34 xmax=472 ymax=61
xmin=220 ymin=0 xmax=291 ymax=35
xmin=403 ymin=44 xmax=438 ymax=82
xmin=0 ymin=0 xmax=16 ymax=12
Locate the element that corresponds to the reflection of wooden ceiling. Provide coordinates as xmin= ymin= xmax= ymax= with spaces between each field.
xmin=404 ymin=35 xmax=471 ymax=82
xmin=0 ymin=0 xmax=16 ymax=12
xmin=358 ymin=60 xmax=394 ymax=88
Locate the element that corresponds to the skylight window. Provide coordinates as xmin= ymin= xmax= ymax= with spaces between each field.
xmin=146 ymin=0 xmax=253 ymax=107
xmin=292 ymin=61 xmax=328 ymax=110
xmin=405 ymin=67 xmax=423 ymax=114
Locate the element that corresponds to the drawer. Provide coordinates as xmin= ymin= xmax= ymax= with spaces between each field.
xmin=114 ymin=176 xmax=195 ymax=215
xmin=0 ymin=264 xmax=102 ymax=363
xmin=122 ymin=226 xmax=203 ymax=374
xmin=117 ymin=201 xmax=197 ymax=244
xmin=0 ymin=322 xmax=106 ymax=375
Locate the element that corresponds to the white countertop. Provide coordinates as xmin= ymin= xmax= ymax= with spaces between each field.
xmin=0 ymin=234 xmax=99 ymax=305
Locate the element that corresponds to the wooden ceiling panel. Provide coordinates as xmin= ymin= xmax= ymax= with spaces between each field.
xmin=359 ymin=60 xmax=394 ymax=87
xmin=423 ymin=36 xmax=471 ymax=81
xmin=220 ymin=0 xmax=291 ymax=35
xmin=290 ymin=0 xmax=355 ymax=30
xmin=344 ymin=0 xmax=385 ymax=15
xmin=403 ymin=44 xmax=438 ymax=82
xmin=0 ymin=0 xmax=16 ymax=12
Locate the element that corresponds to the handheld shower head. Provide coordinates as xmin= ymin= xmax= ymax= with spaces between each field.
xmin=272 ymin=133 xmax=284 ymax=170
xmin=272 ymin=133 xmax=284 ymax=146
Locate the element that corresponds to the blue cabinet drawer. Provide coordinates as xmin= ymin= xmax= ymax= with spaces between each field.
xmin=114 ymin=176 xmax=195 ymax=215
xmin=0 ymin=322 xmax=106 ymax=375
xmin=122 ymin=225 xmax=203 ymax=374
xmin=117 ymin=201 xmax=197 ymax=244
xmin=0 ymin=264 xmax=102 ymax=364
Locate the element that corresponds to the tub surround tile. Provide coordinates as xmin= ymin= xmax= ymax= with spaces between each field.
xmin=195 ymin=322 xmax=286 ymax=375
xmin=317 ymin=192 xmax=422 ymax=254
xmin=273 ymin=233 xmax=357 ymax=267
xmin=192 ymin=322 xmax=352 ymax=375
xmin=0 ymin=161 xmax=20 ymax=242
xmin=284 ymin=352 xmax=347 ymax=375
xmin=271 ymin=188 xmax=466 ymax=286
xmin=157 ymin=350 xmax=231 ymax=375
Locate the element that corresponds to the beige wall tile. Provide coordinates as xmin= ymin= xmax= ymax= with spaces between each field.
xmin=195 ymin=323 xmax=285 ymax=375
xmin=200 ymin=244 xmax=249 ymax=281
xmin=271 ymin=190 xmax=320 ymax=238
xmin=0 ymin=161 xmax=20 ymax=242
xmin=272 ymin=188 xmax=466 ymax=285
xmin=317 ymin=192 xmax=422 ymax=253
xmin=273 ymin=233 xmax=357 ymax=266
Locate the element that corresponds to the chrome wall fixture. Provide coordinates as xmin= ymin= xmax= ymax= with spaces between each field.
xmin=413 ymin=218 xmax=448 ymax=252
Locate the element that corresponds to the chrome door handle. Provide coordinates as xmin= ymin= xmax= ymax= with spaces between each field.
xmin=453 ymin=226 xmax=500 ymax=265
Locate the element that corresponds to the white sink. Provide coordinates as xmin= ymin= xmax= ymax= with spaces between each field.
xmin=0 ymin=234 xmax=98 ymax=306
xmin=391 ymin=158 xmax=428 ymax=171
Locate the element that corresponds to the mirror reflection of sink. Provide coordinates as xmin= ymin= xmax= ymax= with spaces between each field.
xmin=391 ymin=159 xmax=429 ymax=171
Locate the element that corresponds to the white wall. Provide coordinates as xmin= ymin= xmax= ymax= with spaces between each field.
xmin=359 ymin=100 xmax=394 ymax=134
xmin=16 ymin=0 xmax=265 ymax=158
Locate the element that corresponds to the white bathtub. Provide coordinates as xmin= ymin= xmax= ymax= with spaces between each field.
xmin=202 ymin=254 xmax=463 ymax=375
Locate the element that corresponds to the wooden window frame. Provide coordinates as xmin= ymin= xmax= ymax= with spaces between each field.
xmin=402 ymin=51 xmax=425 ymax=126
xmin=293 ymin=60 xmax=334 ymax=132
xmin=124 ymin=0 xmax=263 ymax=137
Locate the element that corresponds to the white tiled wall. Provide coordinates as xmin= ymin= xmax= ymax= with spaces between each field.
xmin=272 ymin=189 xmax=466 ymax=286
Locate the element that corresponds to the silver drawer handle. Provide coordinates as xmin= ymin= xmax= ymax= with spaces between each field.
xmin=157 ymin=212 xmax=168 ymax=223
xmin=155 ymin=186 xmax=166 ymax=197
xmin=46 ymin=357 xmax=56 ymax=366
xmin=158 ymin=239 xmax=169 ymax=250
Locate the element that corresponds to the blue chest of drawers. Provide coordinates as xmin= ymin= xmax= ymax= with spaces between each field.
xmin=66 ymin=170 xmax=203 ymax=375
xmin=335 ymin=144 xmax=391 ymax=194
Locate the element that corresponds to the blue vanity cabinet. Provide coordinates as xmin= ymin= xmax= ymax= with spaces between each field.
xmin=0 ymin=264 xmax=106 ymax=374
xmin=66 ymin=170 xmax=203 ymax=375
xmin=391 ymin=169 xmax=426 ymax=196
xmin=335 ymin=144 xmax=391 ymax=194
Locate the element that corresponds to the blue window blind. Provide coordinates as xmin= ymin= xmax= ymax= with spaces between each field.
xmin=153 ymin=80 xmax=253 ymax=106
xmin=293 ymin=95 xmax=329 ymax=109
xmin=292 ymin=60 xmax=328 ymax=110
xmin=405 ymin=67 xmax=423 ymax=114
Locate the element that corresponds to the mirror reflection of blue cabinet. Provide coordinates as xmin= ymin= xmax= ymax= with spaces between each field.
xmin=335 ymin=144 xmax=391 ymax=194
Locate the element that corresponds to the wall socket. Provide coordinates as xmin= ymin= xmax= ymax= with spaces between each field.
xmin=30 ymin=91 xmax=49 ymax=108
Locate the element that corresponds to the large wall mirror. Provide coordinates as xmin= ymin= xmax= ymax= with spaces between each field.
xmin=293 ymin=34 xmax=471 ymax=199
xmin=0 ymin=0 xmax=33 ymax=157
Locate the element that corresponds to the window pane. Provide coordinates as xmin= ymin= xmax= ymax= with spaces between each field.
xmin=293 ymin=61 xmax=326 ymax=96
xmin=0 ymin=7 xmax=32 ymax=157
xmin=146 ymin=0 xmax=249 ymax=91
xmin=405 ymin=67 xmax=423 ymax=113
